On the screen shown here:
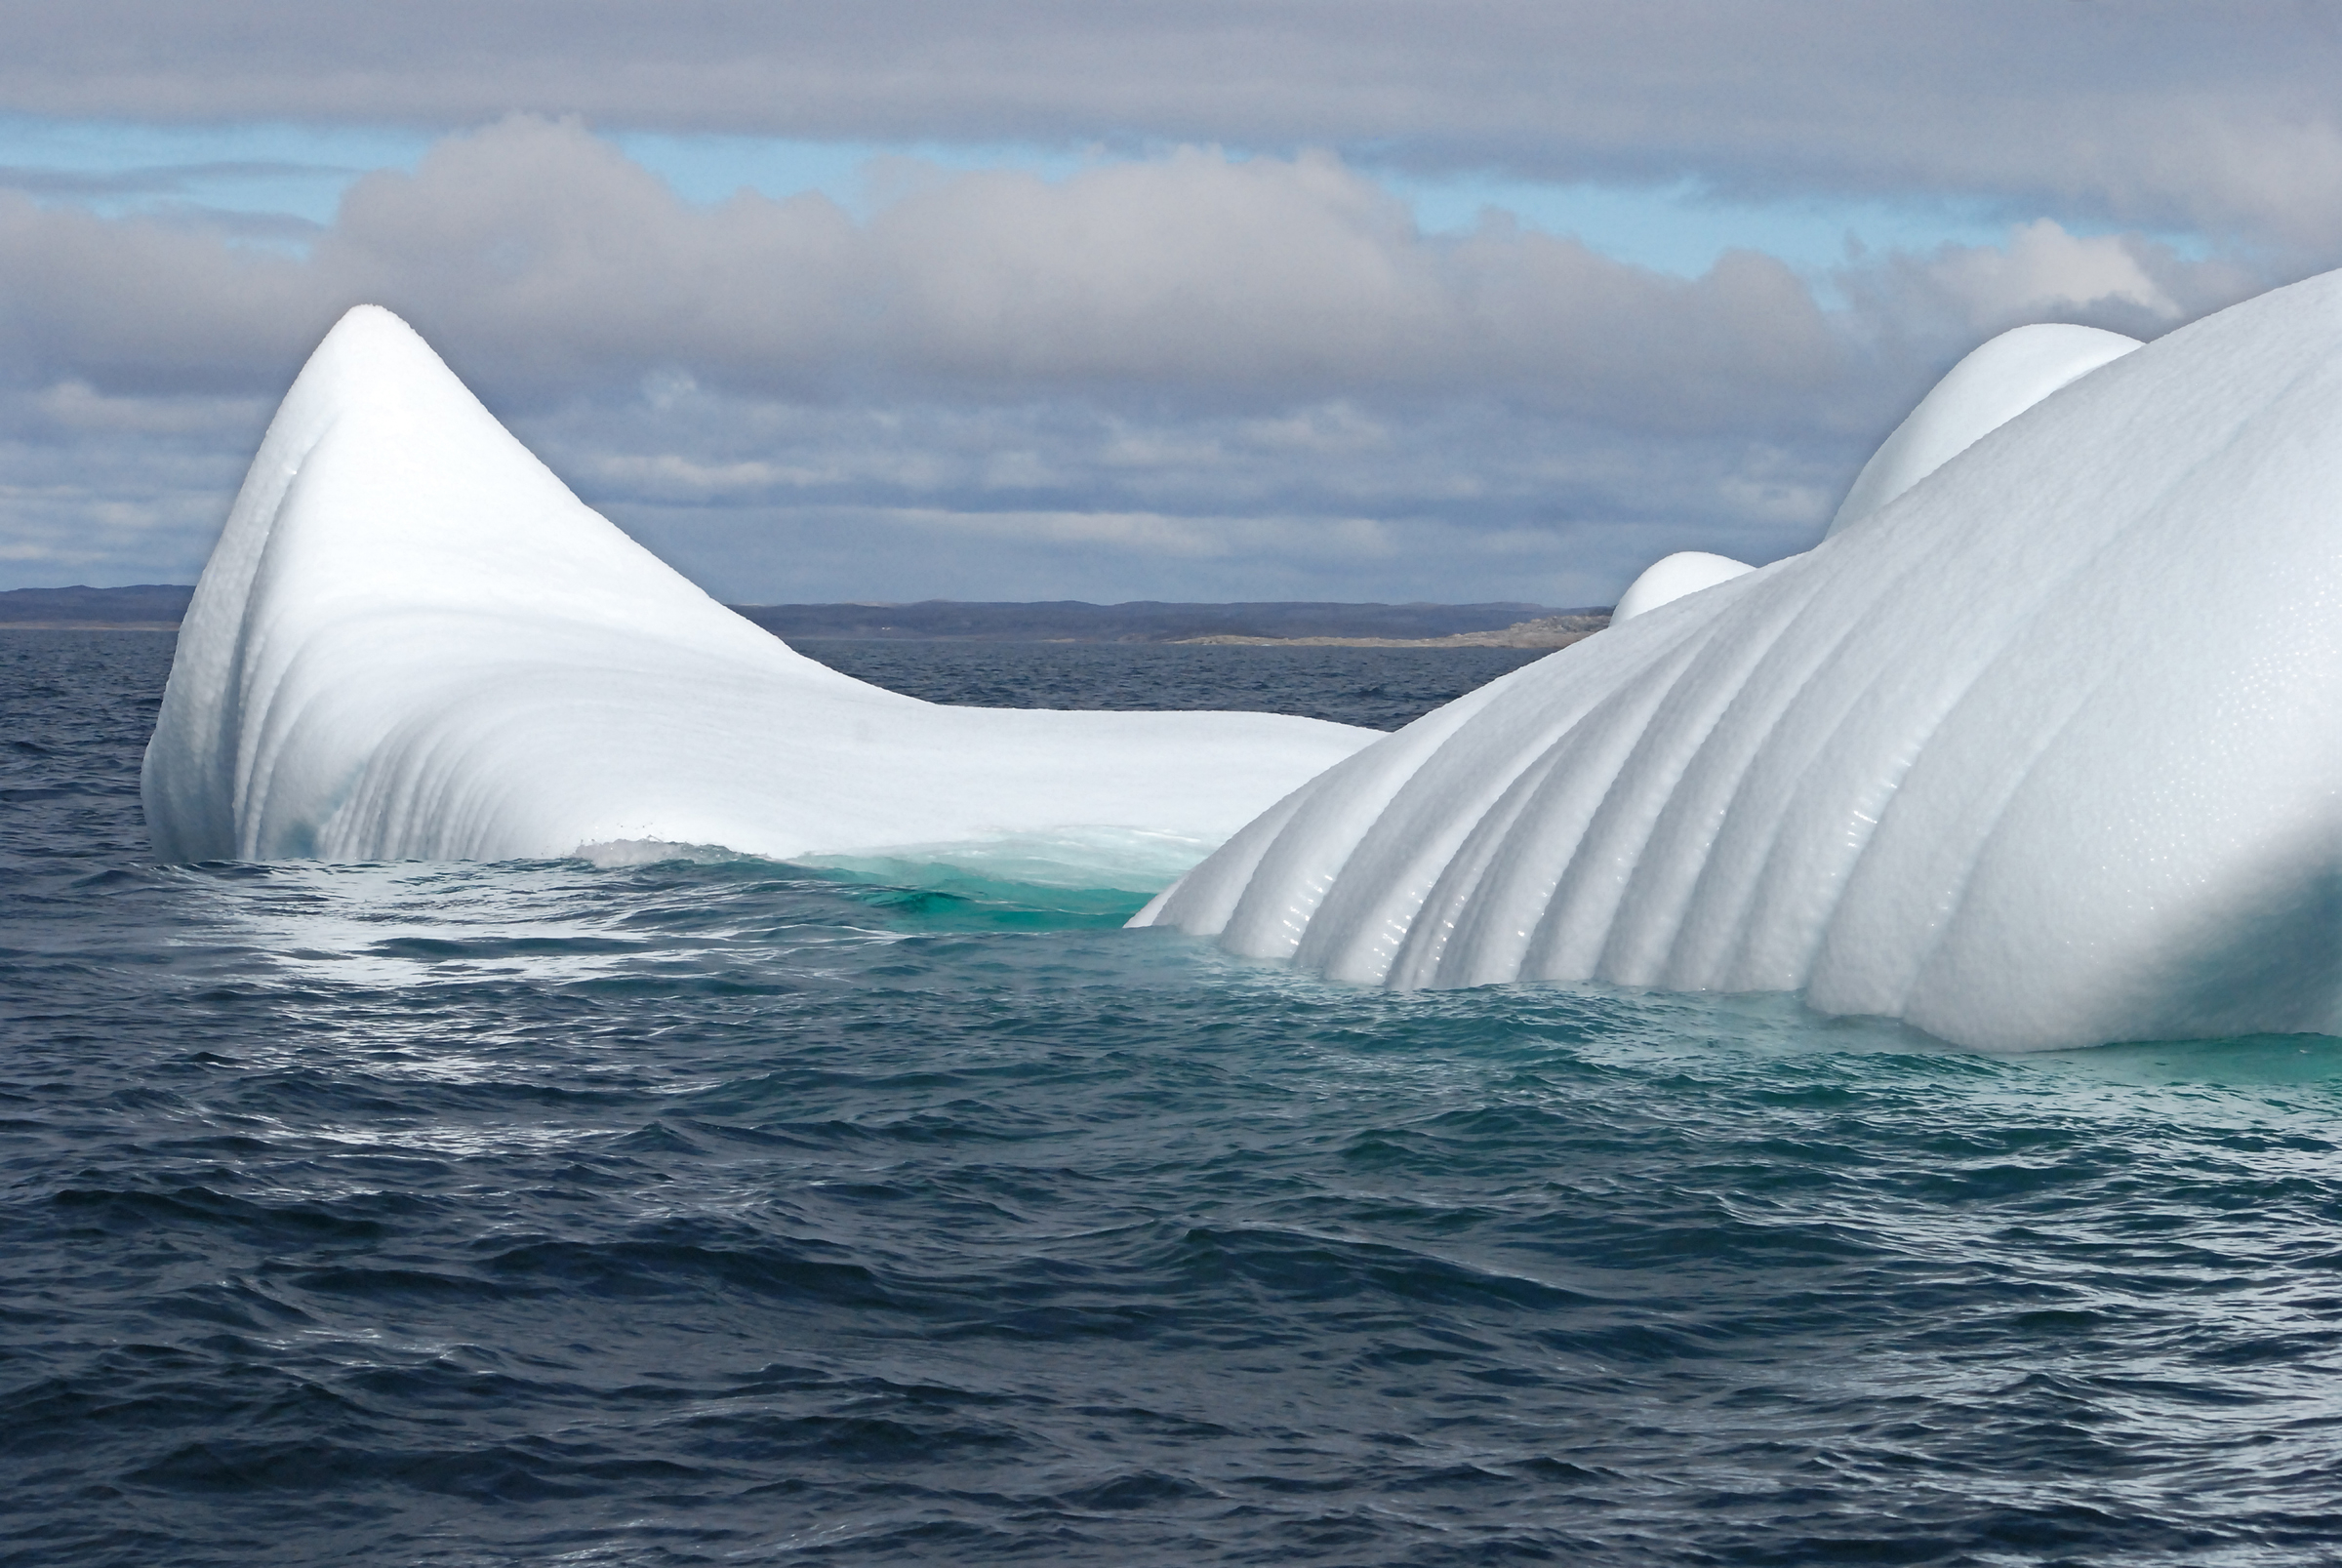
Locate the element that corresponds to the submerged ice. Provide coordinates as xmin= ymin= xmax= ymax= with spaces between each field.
xmin=141 ymin=308 xmax=1375 ymax=880
xmin=1138 ymin=271 xmax=2342 ymax=1052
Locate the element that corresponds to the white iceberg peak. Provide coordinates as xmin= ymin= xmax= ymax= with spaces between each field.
xmin=1828 ymin=322 xmax=2141 ymax=538
xmin=1611 ymin=551 xmax=1755 ymax=623
xmin=141 ymin=305 xmax=1375 ymax=876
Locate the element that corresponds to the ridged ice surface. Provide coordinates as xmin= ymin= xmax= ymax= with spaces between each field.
xmin=140 ymin=307 xmax=1373 ymax=879
xmin=1827 ymin=321 xmax=2141 ymax=535
xmin=1140 ymin=270 xmax=2342 ymax=1051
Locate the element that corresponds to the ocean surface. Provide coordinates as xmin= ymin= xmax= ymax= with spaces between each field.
xmin=9 ymin=628 xmax=2342 ymax=1568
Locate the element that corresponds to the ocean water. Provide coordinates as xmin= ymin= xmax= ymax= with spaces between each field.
xmin=9 ymin=630 xmax=2342 ymax=1568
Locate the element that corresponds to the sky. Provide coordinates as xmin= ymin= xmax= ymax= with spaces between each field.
xmin=1 ymin=1 xmax=2335 ymax=606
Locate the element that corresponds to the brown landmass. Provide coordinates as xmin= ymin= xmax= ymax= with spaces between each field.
xmin=1177 ymin=613 xmax=1609 ymax=649
xmin=0 ymin=589 xmax=1614 ymax=648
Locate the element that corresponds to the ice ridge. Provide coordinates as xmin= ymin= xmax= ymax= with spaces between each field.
xmin=1136 ymin=271 xmax=2342 ymax=1052
xmin=141 ymin=307 xmax=1376 ymax=877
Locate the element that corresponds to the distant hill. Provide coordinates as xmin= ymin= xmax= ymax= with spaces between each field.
xmin=0 ymin=588 xmax=1610 ymax=644
xmin=1183 ymin=612 xmax=1608 ymax=649
xmin=0 ymin=584 xmax=193 ymax=626
xmin=733 ymin=600 xmax=1589 ymax=642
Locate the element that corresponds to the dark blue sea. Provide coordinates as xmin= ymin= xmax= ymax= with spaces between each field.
xmin=10 ymin=629 xmax=2342 ymax=1568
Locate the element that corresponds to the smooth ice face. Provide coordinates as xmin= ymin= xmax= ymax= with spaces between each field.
xmin=1826 ymin=322 xmax=2140 ymax=537
xmin=1612 ymin=551 xmax=1754 ymax=623
xmin=141 ymin=307 xmax=1376 ymax=878
xmin=1137 ymin=271 xmax=2342 ymax=1052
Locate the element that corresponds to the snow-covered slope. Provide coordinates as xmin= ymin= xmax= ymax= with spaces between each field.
xmin=1827 ymin=323 xmax=2140 ymax=537
xmin=141 ymin=307 xmax=1375 ymax=879
xmin=1612 ymin=551 xmax=1754 ymax=623
xmin=1609 ymin=330 xmax=2134 ymax=635
xmin=1137 ymin=271 xmax=2342 ymax=1051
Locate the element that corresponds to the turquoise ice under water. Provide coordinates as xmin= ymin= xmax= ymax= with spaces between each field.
xmin=9 ymin=631 xmax=2342 ymax=1566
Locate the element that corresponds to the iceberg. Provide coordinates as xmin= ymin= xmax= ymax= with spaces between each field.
xmin=1827 ymin=322 xmax=2141 ymax=536
xmin=141 ymin=307 xmax=1376 ymax=879
xmin=1606 ymin=328 xmax=2138 ymax=631
xmin=1136 ymin=270 xmax=2342 ymax=1051
xmin=1611 ymin=551 xmax=1754 ymax=623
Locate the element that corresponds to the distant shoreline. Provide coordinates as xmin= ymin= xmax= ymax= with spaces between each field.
xmin=733 ymin=599 xmax=1608 ymax=644
xmin=0 ymin=588 xmax=1614 ymax=647
xmin=0 ymin=623 xmax=1603 ymax=647
xmin=1177 ymin=613 xmax=1605 ymax=649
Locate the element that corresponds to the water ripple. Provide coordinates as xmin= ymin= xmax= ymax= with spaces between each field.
xmin=9 ymin=631 xmax=2342 ymax=1564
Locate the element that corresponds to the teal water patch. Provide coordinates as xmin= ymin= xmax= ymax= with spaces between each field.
xmin=573 ymin=833 xmax=1166 ymax=930
xmin=795 ymin=825 xmax=1211 ymax=896
xmin=801 ymin=862 xmax=1154 ymax=929
xmin=2029 ymin=1029 xmax=2342 ymax=1089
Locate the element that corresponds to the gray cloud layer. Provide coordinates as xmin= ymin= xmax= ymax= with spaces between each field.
xmin=0 ymin=119 xmax=2291 ymax=600
xmin=0 ymin=119 xmax=2248 ymax=408
xmin=10 ymin=2 xmax=2342 ymax=248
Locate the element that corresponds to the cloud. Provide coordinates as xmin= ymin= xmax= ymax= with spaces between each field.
xmin=8 ymin=3 xmax=2342 ymax=251
xmin=0 ymin=117 xmax=1848 ymax=431
xmin=0 ymin=159 xmax=343 ymax=199
xmin=536 ymin=387 xmax=1910 ymax=606
xmin=0 ymin=382 xmax=263 ymax=582
xmin=1825 ymin=222 xmax=2265 ymax=385
xmin=0 ymin=116 xmax=2299 ymax=601
xmin=1928 ymin=219 xmax=2181 ymax=326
